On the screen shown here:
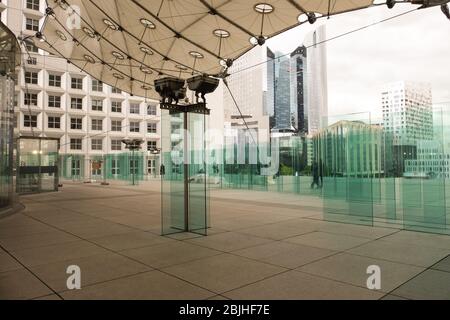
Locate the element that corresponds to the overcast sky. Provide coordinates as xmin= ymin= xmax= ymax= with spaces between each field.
xmin=266 ymin=3 xmax=450 ymax=118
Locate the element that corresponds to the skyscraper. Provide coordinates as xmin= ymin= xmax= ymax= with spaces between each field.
xmin=290 ymin=45 xmax=308 ymax=135
xmin=273 ymin=52 xmax=294 ymax=133
xmin=223 ymin=44 xmax=271 ymax=142
xmin=382 ymin=81 xmax=433 ymax=143
xmin=381 ymin=81 xmax=433 ymax=176
xmin=304 ymin=24 xmax=328 ymax=135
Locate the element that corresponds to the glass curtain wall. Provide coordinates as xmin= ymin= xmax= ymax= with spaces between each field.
xmin=0 ymin=22 xmax=21 ymax=212
xmin=16 ymin=138 xmax=59 ymax=194
xmin=161 ymin=109 xmax=209 ymax=236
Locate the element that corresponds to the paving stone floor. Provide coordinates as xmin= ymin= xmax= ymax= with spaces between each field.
xmin=1 ymin=181 xmax=449 ymax=300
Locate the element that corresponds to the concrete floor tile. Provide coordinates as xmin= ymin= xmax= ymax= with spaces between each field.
xmin=0 ymin=250 xmax=22 ymax=273
xmin=298 ymin=253 xmax=424 ymax=293
xmin=431 ymin=255 xmax=450 ymax=273
xmin=380 ymin=294 xmax=409 ymax=300
xmin=348 ymin=240 xmax=450 ymax=267
xmin=237 ymin=222 xmax=317 ymax=240
xmin=316 ymin=223 xmax=398 ymax=240
xmin=30 ymin=252 xmax=151 ymax=292
xmin=223 ymin=270 xmax=384 ymax=300
xmin=284 ymin=231 xmax=371 ymax=251
xmin=11 ymin=241 xmax=109 ymax=267
xmin=33 ymin=294 xmax=63 ymax=300
xmin=121 ymin=241 xmax=221 ymax=268
xmin=61 ymin=270 xmax=214 ymax=300
xmin=64 ymin=223 xmax=137 ymax=240
xmin=162 ymin=254 xmax=286 ymax=294
xmin=105 ymin=214 xmax=161 ymax=231
xmin=91 ymin=231 xmax=175 ymax=251
xmin=2 ymin=181 xmax=449 ymax=300
xmin=0 ymin=231 xmax=79 ymax=251
xmin=391 ymin=269 xmax=450 ymax=300
xmin=382 ymin=231 xmax=450 ymax=250
xmin=186 ymin=232 xmax=271 ymax=252
xmin=0 ymin=269 xmax=52 ymax=300
xmin=233 ymin=242 xmax=336 ymax=269
xmin=166 ymin=233 xmax=205 ymax=240
xmin=0 ymin=220 xmax=57 ymax=239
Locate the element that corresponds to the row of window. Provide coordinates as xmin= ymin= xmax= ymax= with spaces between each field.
xmin=68 ymin=138 xmax=157 ymax=152
xmin=70 ymin=159 xmax=158 ymax=176
xmin=21 ymin=93 xmax=157 ymax=115
xmin=22 ymin=115 xmax=158 ymax=133
xmin=24 ymin=72 xmax=107 ymax=92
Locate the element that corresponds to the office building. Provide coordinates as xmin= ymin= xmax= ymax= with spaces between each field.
xmin=3 ymin=0 xmax=162 ymax=181
xmin=290 ymin=45 xmax=308 ymax=135
xmin=313 ymin=120 xmax=383 ymax=178
xmin=304 ymin=24 xmax=328 ymax=135
xmin=381 ymin=81 xmax=433 ymax=176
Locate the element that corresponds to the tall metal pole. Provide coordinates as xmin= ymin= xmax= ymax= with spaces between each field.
xmin=184 ymin=111 xmax=189 ymax=232
xmin=132 ymin=148 xmax=135 ymax=186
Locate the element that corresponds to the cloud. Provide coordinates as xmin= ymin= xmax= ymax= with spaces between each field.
xmin=267 ymin=4 xmax=450 ymax=117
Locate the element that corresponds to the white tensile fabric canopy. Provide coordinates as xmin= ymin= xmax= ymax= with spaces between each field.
xmin=34 ymin=0 xmax=426 ymax=100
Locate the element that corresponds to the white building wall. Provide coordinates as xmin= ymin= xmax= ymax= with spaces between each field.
xmin=223 ymin=45 xmax=270 ymax=143
xmin=381 ymin=81 xmax=433 ymax=145
xmin=5 ymin=0 xmax=162 ymax=180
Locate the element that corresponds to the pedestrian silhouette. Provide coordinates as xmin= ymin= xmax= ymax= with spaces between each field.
xmin=311 ymin=161 xmax=320 ymax=189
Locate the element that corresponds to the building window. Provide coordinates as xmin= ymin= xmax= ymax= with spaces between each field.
xmin=48 ymin=74 xmax=61 ymax=87
xmin=70 ymin=118 xmax=83 ymax=130
xmin=25 ymin=42 xmax=39 ymax=53
xmin=130 ymin=160 xmax=138 ymax=175
xmin=91 ymin=119 xmax=103 ymax=131
xmin=25 ymin=71 xmax=38 ymax=84
xmin=147 ymin=140 xmax=157 ymax=151
xmin=111 ymin=87 xmax=122 ymax=94
xmin=147 ymin=122 xmax=157 ymax=134
xmin=24 ymin=115 xmax=37 ymax=128
xmin=27 ymin=57 xmax=37 ymax=66
xmin=111 ymin=159 xmax=120 ymax=175
xmin=111 ymin=120 xmax=122 ymax=132
xmin=91 ymin=139 xmax=103 ymax=151
xmin=147 ymin=104 xmax=157 ymax=116
xmin=111 ymin=101 xmax=122 ymax=113
xmin=91 ymin=99 xmax=103 ymax=111
xmin=26 ymin=0 xmax=40 ymax=11
xmin=111 ymin=140 xmax=122 ymax=151
xmin=48 ymin=95 xmax=61 ymax=108
xmin=71 ymin=77 xmax=83 ymax=90
xmin=71 ymin=97 xmax=83 ymax=110
xmin=26 ymin=18 xmax=39 ymax=32
xmin=48 ymin=116 xmax=61 ymax=129
xmin=92 ymin=80 xmax=103 ymax=92
xmin=70 ymin=139 xmax=82 ymax=150
xmin=130 ymin=121 xmax=140 ymax=133
xmin=129 ymin=103 xmax=140 ymax=115
xmin=24 ymin=93 xmax=38 ymax=106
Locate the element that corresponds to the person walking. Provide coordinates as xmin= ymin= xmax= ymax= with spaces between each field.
xmin=160 ymin=164 xmax=166 ymax=178
xmin=311 ymin=161 xmax=320 ymax=189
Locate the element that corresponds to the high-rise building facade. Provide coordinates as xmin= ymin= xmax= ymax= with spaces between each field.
xmin=223 ymin=44 xmax=270 ymax=143
xmin=3 ymin=0 xmax=162 ymax=181
xmin=304 ymin=24 xmax=328 ymax=135
xmin=381 ymin=81 xmax=433 ymax=144
xmin=381 ymin=81 xmax=433 ymax=176
xmin=273 ymin=52 xmax=294 ymax=133
xmin=290 ymin=45 xmax=308 ymax=135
